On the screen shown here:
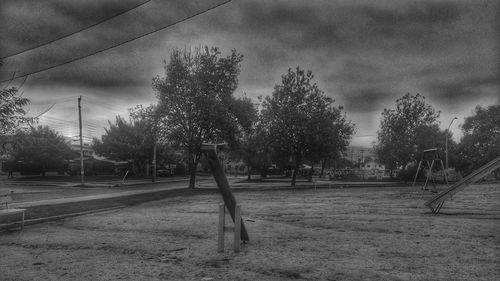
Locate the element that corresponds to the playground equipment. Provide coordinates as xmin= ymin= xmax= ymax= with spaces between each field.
xmin=412 ymin=148 xmax=448 ymax=192
xmin=218 ymin=202 xmax=242 ymax=252
xmin=425 ymin=156 xmax=500 ymax=213
xmin=202 ymin=143 xmax=249 ymax=250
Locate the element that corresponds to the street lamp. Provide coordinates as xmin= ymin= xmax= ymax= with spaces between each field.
xmin=445 ymin=117 xmax=458 ymax=169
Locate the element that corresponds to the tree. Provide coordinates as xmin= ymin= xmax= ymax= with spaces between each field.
xmin=9 ymin=126 xmax=73 ymax=176
xmin=364 ymin=155 xmax=373 ymax=163
xmin=128 ymin=104 xmax=182 ymax=174
xmin=1 ymin=86 xmax=34 ymax=135
xmin=261 ymin=67 xmax=354 ymax=186
xmin=456 ymin=103 xmax=500 ymax=177
xmin=374 ymin=93 xmax=442 ymax=180
xmin=92 ymin=110 xmax=156 ymax=176
xmin=152 ymin=46 xmax=255 ymax=188
xmin=305 ymin=106 xmax=354 ymax=176
xmin=233 ymin=120 xmax=273 ymax=180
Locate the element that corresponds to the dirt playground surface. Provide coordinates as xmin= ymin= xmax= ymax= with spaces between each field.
xmin=1 ymin=184 xmax=499 ymax=281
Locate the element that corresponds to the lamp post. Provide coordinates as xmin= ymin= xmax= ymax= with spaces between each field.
xmin=445 ymin=117 xmax=457 ymax=169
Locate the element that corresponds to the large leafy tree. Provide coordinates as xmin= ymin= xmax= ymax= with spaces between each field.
xmin=9 ymin=126 xmax=73 ymax=176
xmin=261 ymin=67 xmax=354 ymax=186
xmin=128 ymin=104 xmax=181 ymax=172
xmin=233 ymin=120 xmax=273 ymax=180
xmin=92 ymin=108 xmax=157 ymax=176
xmin=1 ymin=86 xmax=34 ymax=135
xmin=374 ymin=93 xmax=442 ymax=178
xmin=152 ymin=46 xmax=255 ymax=188
xmin=456 ymin=103 xmax=500 ymax=176
xmin=305 ymin=105 xmax=354 ymax=176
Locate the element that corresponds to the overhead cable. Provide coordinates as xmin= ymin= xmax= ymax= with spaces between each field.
xmin=0 ymin=0 xmax=232 ymax=83
xmin=1 ymin=0 xmax=153 ymax=59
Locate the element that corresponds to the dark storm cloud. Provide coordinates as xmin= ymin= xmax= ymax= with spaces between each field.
xmin=341 ymin=88 xmax=396 ymax=113
xmin=235 ymin=2 xmax=341 ymax=50
xmin=195 ymin=0 xmax=479 ymax=105
xmin=30 ymin=65 xmax=148 ymax=90
xmin=363 ymin=2 xmax=460 ymax=26
xmin=0 ymin=0 xmax=222 ymax=86
xmin=1 ymin=0 xmax=497 ymax=145
xmin=359 ymin=2 xmax=461 ymax=52
xmin=51 ymin=0 xmax=139 ymax=26
xmin=329 ymin=59 xmax=387 ymax=85
xmin=212 ymin=0 xmax=462 ymax=55
xmin=0 ymin=0 xmax=140 ymax=56
xmin=426 ymin=76 xmax=500 ymax=108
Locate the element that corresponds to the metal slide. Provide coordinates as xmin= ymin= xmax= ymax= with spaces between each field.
xmin=425 ymin=156 xmax=500 ymax=213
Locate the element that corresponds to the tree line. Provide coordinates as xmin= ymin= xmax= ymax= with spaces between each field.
xmin=375 ymin=93 xmax=500 ymax=180
xmin=1 ymin=46 xmax=499 ymax=184
xmin=94 ymin=47 xmax=355 ymax=188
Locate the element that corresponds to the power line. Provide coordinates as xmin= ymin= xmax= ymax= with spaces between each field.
xmin=26 ymin=96 xmax=79 ymax=118
xmin=34 ymin=96 xmax=79 ymax=105
xmin=39 ymin=115 xmax=79 ymax=123
xmin=82 ymin=99 xmax=126 ymax=114
xmin=1 ymin=0 xmax=153 ymax=60
xmin=0 ymin=0 xmax=233 ymax=83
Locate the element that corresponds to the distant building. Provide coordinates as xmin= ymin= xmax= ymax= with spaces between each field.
xmin=359 ymin=161 xmax=385 ymax=171
xmin=68 ymin=138 xmax=94 ymax=159
xmin=351 ymin=161 xmax=387 ymax=180
xmin=225 ymin=161 xmax=248 ymax=175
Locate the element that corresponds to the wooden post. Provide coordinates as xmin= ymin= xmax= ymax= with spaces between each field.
xmin=218 ymin=203 xmax=225 ymax=252
xmin=203 ymin=144 xmax=249 ymax=242
xmin=218 ymin=202 xmax=241 ymax=253
xmin=234 ymin=205 xmax=241 ymax=253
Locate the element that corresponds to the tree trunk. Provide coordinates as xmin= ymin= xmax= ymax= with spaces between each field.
xmin=320 ymin=159 xmax=327 ymax=177
xmin=247 ymin=165 xmax=251 ymax=180
xmin=189 ymin=168 xmax=196 ymax=189
xmin=188 ymin=158 xmax=196 ymax=189
xmin=308 ymin=163 xmax=314 ymax=182
xmin=291 ymin=153 xmax=301 ymax=187
xmin=188 ymin=152 xmax=201 ymax=189
xmin=401 ymin=165 xmax=407 ymax=184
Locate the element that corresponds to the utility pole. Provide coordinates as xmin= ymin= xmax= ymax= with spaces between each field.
xmin=78 ymin=96 xmax=84 ymax=185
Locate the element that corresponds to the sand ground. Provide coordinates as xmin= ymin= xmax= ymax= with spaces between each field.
xmin=1 ymin=183 xmax=499 ymax=281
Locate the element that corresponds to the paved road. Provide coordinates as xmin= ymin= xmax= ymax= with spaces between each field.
xmin=12 ymin=180 xmax=191 ymax=208
xmin=2 ymin=174 xmax=403 ymax=220
xmin=2 ymin=175 xmax=261 ymax=208
xmin=1 ymin=176 xmax=204 ymax=206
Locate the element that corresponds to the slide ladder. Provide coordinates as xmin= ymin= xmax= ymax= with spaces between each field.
xmin=425 ymin=156 xmax=500 ymax=213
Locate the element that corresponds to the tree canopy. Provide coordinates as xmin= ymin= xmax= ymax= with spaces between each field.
xmin=261 ymin=67 xmax=354 ymax=186
xmin=375 ymin=93 xmax=442 ymax=177
xmin=92 ymin=112 xmax=155 ymax=176
xmin=8 ymin=126 xmax=73 ymax=176
xmin=456 ymin=103 xmax=500 ymax=175
xmin=1 ymin=86 xmax=34 ymax=135
xmin=152 ymin=46 xmax=256 ymax=188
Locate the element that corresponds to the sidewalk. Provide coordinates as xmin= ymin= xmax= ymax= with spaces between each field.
xmin=1 ymin=175 xmax=189 ymax=188
xmin=1 ymin=175 xmax=405 ymax=230
xmin=1 ymin=176 xmax=194 ymax=208
xmin=12 ymin=183 xmax=186 ymax=208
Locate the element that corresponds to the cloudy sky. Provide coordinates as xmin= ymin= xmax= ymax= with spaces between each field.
xmin=1 ymin=0 xmax=498 ymax=147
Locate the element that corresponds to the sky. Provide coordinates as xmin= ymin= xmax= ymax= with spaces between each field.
xmin=1 ymin=0 xmax=499 ymax=147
